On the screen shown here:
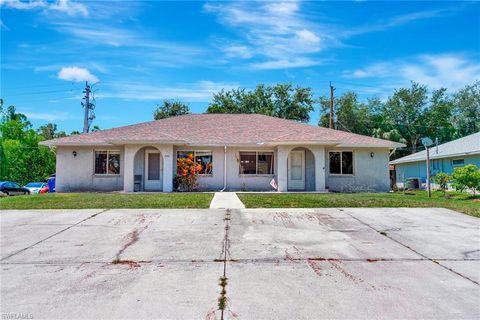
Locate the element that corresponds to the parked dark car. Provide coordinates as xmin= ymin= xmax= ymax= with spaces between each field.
xmin=0 ymin=181 xmax=30 ymax=196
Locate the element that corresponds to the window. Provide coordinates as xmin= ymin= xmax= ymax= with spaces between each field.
xmin=239 ymin=152 xmax=274 ymax=175
xmin=452 ymin=159 xmax=464 ymax=166
xmin=329 ymin=151 xmax=353 ymax=175
xmin=94 ymin=151 xmax=120 ymax=174
xmin=177 ymin=151 xmax=213 ymax=175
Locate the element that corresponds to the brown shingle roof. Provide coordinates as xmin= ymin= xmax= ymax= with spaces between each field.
xmin=40 ymin=114 xmax=404 ymax=148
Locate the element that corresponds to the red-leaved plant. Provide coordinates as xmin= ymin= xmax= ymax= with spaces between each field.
xmin=175 ymin=153 xmax=203 ymax=191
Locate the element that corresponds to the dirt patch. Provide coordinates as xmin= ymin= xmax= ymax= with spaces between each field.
xmin=111 ymin=259 xmax=141 ymax=268
xmin=308 ymin=257 xmax=340 ymax=261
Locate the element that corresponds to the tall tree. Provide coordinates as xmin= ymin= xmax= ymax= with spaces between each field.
xmin=318 ymin=91 xmax=372 ymax=135
xmin=423 ymin=88 xmax=455 ymax=144
xmin=153 ymin=100 xmax=190 ymax=120
xmin=452 ymin=81 xmax=480 ymax=138
xmin=207 ymin=84 xmax=315 ymax=122
xmin=0 ymin=101 xmax=55 ymax=185
xmin=383 ymin=82 xmax=429 ymax=153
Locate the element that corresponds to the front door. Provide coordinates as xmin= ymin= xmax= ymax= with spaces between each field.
xmin=144 ymin=150 xmax=162 ymax=191
xmin=288 ymin=150 xmax=305 ymax=190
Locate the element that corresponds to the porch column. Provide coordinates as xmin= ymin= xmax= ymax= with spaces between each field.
xmin=160 ymin=145 xmax=174 ymax=192
xmin=123 ymin=145 xmax=136 ymax=192
xmin=277 ymin=146 xmax=290 ymax=192
xmin=311 ymin=146 xmax=326 ymax=191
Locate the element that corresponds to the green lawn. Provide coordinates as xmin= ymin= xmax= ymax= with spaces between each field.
xmin=0 ymin=192 xmax=214 ymax=209
xmin=237 ymin=191 xmax=480 ymax=218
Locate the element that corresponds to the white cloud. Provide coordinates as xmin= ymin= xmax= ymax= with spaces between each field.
xmin=49 ymin=0 xmax=88 ymax=16
xmin=265 ymin=1 xmax=299 ymax=15
xmin=205 ymin=1 xmax=328 ymax=69
xmin=223 ymin=45 xmax=253 ymax=59
xmin=0 ymin=0 xmax=88 ymax=16
xmin=344 ymin=54 xmax=480 ymax=91
xmin=0 ymin=0 xmax=45 ymax=10
xmin=347 ymin=63 xmax=391 ymax=78
xmin=252 ymin=58 xmax=320 ymax=70
xmin=342 ymin=8 xmax=452 ymax=37
xmin=205 ymin=1 xmax=461 ymax=70
xmin=99 ymin=80 xmax=239 ymax=102
xmin=296 ymin=29 xmax=320 ymax=45
xmin=23 ymin=111 xmax=70 ymax=122
xmin=58 ymin=66 xmax=98 ymax=83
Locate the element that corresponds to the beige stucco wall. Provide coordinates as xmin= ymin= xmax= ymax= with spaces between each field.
xmin=55 ymin=146 xmax=124 ymax=192
xmin=123 ymin=144 xmax=173 ymax=192
xmin=173 ymin=146 xmax=278 ymax=191
xmin=325 ymin=147 xmax=391 ymax=192
xmin=54 ymin=144 xmax=391 ymax=193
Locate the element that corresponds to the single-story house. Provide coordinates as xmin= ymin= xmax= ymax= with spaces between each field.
xmin=390 ymin=132 xmax=480 ymax=189
xmin=40 ymin=114 xmax=404 ymax=193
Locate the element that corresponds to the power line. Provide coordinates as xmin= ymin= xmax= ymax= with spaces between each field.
xmin=3 ymin=88 xmax=78 ymax=97
xmin=4 ymin=82 xmax=80 ymax=91
xmin=332 ymin=80 xmax=388 ymax=90
xmin=319 ymin=113 xmax=456 ymax=130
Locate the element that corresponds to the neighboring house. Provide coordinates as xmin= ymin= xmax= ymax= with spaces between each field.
xmin=390 ymin=132 xmax=480 ymax=189
xmin=40 ymin=114 xmax=403 ymax=193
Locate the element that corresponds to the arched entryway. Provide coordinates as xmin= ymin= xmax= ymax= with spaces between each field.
xmin=288 ymin=147 xmax=315 ymax=191
xmin=133 ymin=146 xmax=163 ymax=192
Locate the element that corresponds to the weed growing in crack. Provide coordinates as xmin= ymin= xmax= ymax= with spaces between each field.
xmin=218 ymin=276 xmax=228 ymax=311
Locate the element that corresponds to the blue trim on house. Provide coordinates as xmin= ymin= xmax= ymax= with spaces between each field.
xmin=394 ymin=154 xmax=480 ymax=184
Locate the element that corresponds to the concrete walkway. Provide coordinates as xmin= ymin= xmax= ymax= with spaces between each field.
xmin=209 ymin=192 xmax=245 ymax=209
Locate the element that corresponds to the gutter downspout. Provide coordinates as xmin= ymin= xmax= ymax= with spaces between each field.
xmin=220 ymin=145 xmax=227 ymax=192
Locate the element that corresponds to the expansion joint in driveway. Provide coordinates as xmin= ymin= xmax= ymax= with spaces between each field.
xmin=0 ymin=209 xmax=110 ymax=262
xmin=343 ymin=210 xmax=479 ymax=286
xmin=215 ymin=209 xmax=231 ymax=320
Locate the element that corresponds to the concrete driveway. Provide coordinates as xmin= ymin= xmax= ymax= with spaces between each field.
xmin=1 ymin=208 xmax=479 ymax=319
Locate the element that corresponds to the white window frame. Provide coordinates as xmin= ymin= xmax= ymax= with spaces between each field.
xmin=328 ymin=150 xmax=355 ymax=176
xmin=239 ymin=151 xmax=275 ymax=176
xmin=176 ymin=150 xmax=213 ymax=176
xmin=93 ymin=150 xmax=121 ymax=175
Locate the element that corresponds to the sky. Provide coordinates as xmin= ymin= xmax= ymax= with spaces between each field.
xmin=1 ymin=0 xmax=479 ymax=133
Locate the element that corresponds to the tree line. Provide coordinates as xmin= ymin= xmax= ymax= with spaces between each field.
xmin=0 ymin=99 xmax=100 ymax=185
xmin=155 ymin=81 xmax=479 ymax=157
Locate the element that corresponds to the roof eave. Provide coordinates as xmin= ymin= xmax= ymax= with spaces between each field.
xmin=39 ymin=141 xmax=114 ymax=147
xmin=107 ymin=139 xmax=185 ymax=145
xmin=265 ymin=140 xmax=341 ymax=146
xmin=335 ymin=142 xmax=405 ymax=148
xmin=390 ymin=150 xmax=480 ymax=165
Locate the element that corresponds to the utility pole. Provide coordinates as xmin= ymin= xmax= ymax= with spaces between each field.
xmin=426 ymin=146 xmax=431 ymax=198
xmin=329 ymin=81 xmax=335 ymax=129
xmin=421 ymin=137 xmax=433 ymax=198
xmin=81 ymin=82 xmax=95 ymax=133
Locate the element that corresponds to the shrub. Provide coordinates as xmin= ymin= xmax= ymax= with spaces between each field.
xmin=174 ymin=153 xmax=202 ymax=191
xmin=433 ymin=172 xmax=450 ymax=196
xmin=451 ymin=164 xmax=480 ymax=196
